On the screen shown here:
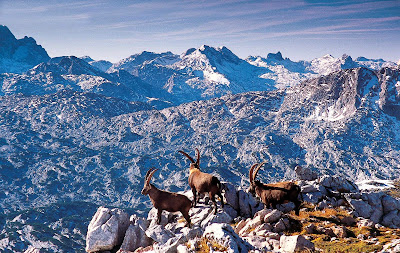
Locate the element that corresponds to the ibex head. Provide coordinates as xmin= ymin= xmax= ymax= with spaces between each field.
xmin=141 ymin=168 xmax=158 ymax=195
xmin=248 ymin=162 xmax=265 ymax=194
xmin=178 ymin=148 xmax=201 ymax=172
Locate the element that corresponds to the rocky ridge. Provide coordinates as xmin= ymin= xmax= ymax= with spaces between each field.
xmin=83 ymin=167 xmax=400 ymax=253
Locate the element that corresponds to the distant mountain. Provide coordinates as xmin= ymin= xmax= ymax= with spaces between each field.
xmin=81 ymin=55 xmax=113 ymax=72
xmin=0 ymin=25 xmax=50 ymax=73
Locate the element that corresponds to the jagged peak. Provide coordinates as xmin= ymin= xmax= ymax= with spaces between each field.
xmin=0 ymin=25 xmax=16 ymax=42
xmin=186 ymin=45 xmax=241 ymax=64
xmin=266 ymin=51 xmax=284 ymax=61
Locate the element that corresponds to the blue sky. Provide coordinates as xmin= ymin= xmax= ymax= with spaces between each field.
xmin=0 ymin=0 xmax=399 ymax=63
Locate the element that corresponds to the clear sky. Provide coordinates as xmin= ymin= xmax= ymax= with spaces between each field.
xmin=0 ymin=0 xmax=399 ymax=63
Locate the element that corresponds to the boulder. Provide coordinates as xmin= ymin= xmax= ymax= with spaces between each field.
xmin=242 ymin=235 xmax=273 ymax=252
xmin=238 ymin=190 xmax=262 ymax=218
xmin=223 ymin=182 xmax=239 ymax=210
xmin=277 ymin=202 xmax=295 ymax=213
xmin=295 ymin=165 xmax=318 ymax=181
xmin=120 ymin=215 xmax=152 ymax=252
xmin=264 ymin=209 xmax=282 ymax=224
xmin=279 ymin=235 xmax=315 ymax=253
xmin=145 ymin=224 xmax=175 ymax=244
xmin=86 ymin=207 xmax=130 ymax=253
xmin=200 ymin=210 xmax=233 ymax=228
xmin=238 ymin=215 xmax=263 ymax=236
xmin=301 ymin=184 xmax=319 ymax=193
xmin=303 ymin=192 xmax=323 ymax=204
xmin=319 ymin=175 xmax=359 ymax=193
xmin=382 ymin=210 xmax=400 ymax=228
xmin=204 ymin=223 xmax=251 ymax=253
xmin=154 ymin=234 xmax=186 ymax=253
xmin=347 ymin=199 xmax=373 ymax=218
xmin=147 ymin=208 xmax=177 ymax=227
xmin=273 ymin=219 xmax=287 ymax=233
xmin=382 ymin=195 xmax=400 ymax=213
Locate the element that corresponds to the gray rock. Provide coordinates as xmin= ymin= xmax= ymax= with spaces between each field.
xmin=238 ymin=190 xmax=260 ymax=218
xmin=223 ymin=205 xmax=238 ymax=220
xmin=279 ymin=235 xmax=315 ymax=253
xmin=301 ymin=184 xmax=319 ymax=193
xmin=223 ymin=182 xmax=239 ymax=210
xmin=200 ymin=210 xmax=233 ymax=228
xmin=348 ymin=199 xmax=373 ymax=218
xmin=145 ymin=224 xmax=175 ymax=244
xmin=295 ymin=165 xmax=318 ymax=181
xmin=147 ymin=207 xmax=177 ymax=227
xmin=303 ymin=192 xmax=323 ymax=204
xmin=264 ymin=209 xmax=282 ymax=224
xmin=277 ymin=202 xmax=295 ymax=213
xmin=154 ymin=234 xmax=186 ymax=253
xmin=273 ymin=219 xmax=287 ymax=233
xmin=254 ymin=208 xmax=273 ymax=221
xmin=382 ymin=195 xmax=400 ymax=213
xmin=382 ymin=210 xmax=400 ymax=228
xmin=238 ymin=215 xmax=263 ymax=236
xmin=319 ymin=175 xmax=359 ymax=193
xmin=189 ymin=205 xmax=211 ymax=225
xmin=204 ymin=223 xmax=251 ymax=253
xmin=242 ymin=235 xmax=273 ymax=252
xmin=120 ymin=215 xmax=152 ymax=252
xmin=85 ymin=207 xmax=130 ymax=253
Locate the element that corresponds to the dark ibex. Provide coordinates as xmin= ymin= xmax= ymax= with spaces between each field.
xmin=141 ymin=168 xmax=192 ymax=226
xmin=179 ymin=148 xmax=224 ymax=214
xmin=248 ymin=162 xmax=302 ymax=215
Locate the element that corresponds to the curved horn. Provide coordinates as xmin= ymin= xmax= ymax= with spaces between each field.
xmin=253 ymin=162 xmax=266 ymax=181
xmin=195 ymin=148 xmax=200 ymax=165
xmin=144 ymin=168 xmax=153 ymax=181
xmin=249 ymin=163 xmax=258 ymax=183
xmin=179 ymin=150 xmax=195 ymax=164
xmin=145 ymin=168 xmax=158 ymax=186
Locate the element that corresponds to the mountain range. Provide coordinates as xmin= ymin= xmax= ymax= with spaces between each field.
xmin=0 ymin=26 xmax=399 ymax=252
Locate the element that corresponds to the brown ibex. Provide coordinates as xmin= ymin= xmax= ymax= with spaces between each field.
xmin=248 ymin=162 xmax=302 ymax=215
xmin=179 ymin=148 xmax=224 ymax=214
xmin=141 ymin=168 xmax=192 ymax=226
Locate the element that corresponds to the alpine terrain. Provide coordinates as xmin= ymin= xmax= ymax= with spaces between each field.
xmin=0 ymin=26 xmax=399 ymax=252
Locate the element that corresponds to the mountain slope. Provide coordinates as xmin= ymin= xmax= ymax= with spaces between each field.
xmin=1 ymin=66 xmax=400 ymax=252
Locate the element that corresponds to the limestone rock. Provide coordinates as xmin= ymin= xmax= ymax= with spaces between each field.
xmin=204 ymin=223 xmax=251 ymax=253
xmin=264 ymin=209 xmax=282 ymax=224
xmin=295 ymin=165 xmax=318 ymax=181
xmin=120 ymin=215 xmax=152 ymax=252
xmin=382 ymin=210 xmax=400 ymax=228
xmin=319 ymin=175 xmax=359 ymax=193
xmin=145 ymin=224 xmax=175 ymax=244
xmin=200 ymin=210 xmax=233 ymax=228
xmin=223 ymin=182 xmax=239 ymax=210
xmin=279 ymin=235 xmax=315 ymax=253
xmin=86 ymin=207 xmax=130 ymax=253
xmin=382 ymin=195 xmax=400 ymax=213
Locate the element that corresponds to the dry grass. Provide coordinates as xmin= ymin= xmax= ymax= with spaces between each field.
xmin=193 ymin=237 xmax=228 ymax=253
xmin=284 ymin=203 xmax=400 ymax=253
xmin=387 ymin=179 xmax=400 ymax=198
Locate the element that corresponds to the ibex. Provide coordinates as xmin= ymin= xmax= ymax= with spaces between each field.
xmin=141 ymin=168 xmax=192 ymax=226
xmin=248 ymin=162 xmax=302 ymax=215
xmin=179 ymin=148 xmax=224 ymax=214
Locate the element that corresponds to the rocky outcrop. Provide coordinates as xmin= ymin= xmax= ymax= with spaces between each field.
xmin=85 ymin=207 xmax=130 ymax=252
xmin=86 ymin=173 xmax=400 ymax=253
